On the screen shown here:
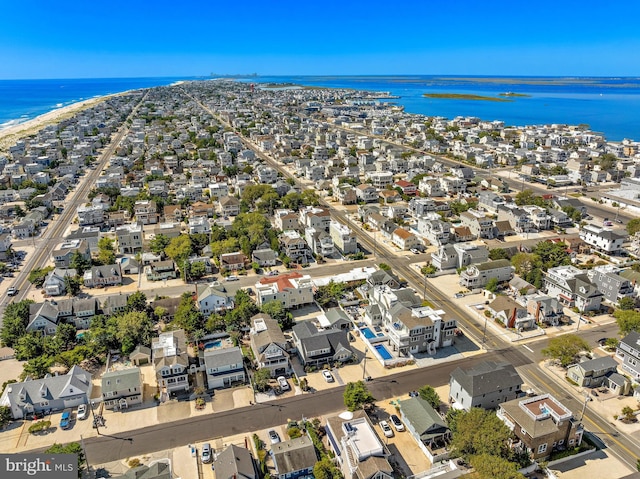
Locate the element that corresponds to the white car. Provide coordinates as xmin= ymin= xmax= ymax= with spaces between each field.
xmin=379 ymin=420 xmax=394 ymax=438
xmin=226 ymin=275 xmax=239 ymax=281
xmin=77 ymin=404 xmax=88 ymax=421
xmin=410 ymin=248 xmax=420 ymax=254
xmin=322 ymin=370 xmax=334 ymax=382
xmin=277 ymin=376 xmax=289 ymax=391
xmin=390 ymin=414 xmax=404 ymax=432
xmin=268 ymin=429 xmax=281 ymax=444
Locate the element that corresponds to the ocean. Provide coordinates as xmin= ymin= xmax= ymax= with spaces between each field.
xmin=0 ymin=77 xmax=193 ymax=130
xmin=1 ymin=75 xmax=639 ymax=141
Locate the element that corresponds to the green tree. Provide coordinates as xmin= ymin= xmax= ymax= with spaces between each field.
xmin=379 ymin=263 xmax=391 ymax=271
xmin=165 ymin=235 xmax=193 ymax=265
xmin=45 ymin=442 xmax=85 ymax=478
xmin=618 ymin=297 xmax=636 ymax=311
xmin=1 ymin=299 xmax=34 ymax=347
xmin=343 ymin=381 xmax=375 ymax=411
xmin=70 ymin=251 xmax=91 ymax=275
xmin=489 ymin=248 xmax=510 ymax=260
xmin=485 ymin=277 xmax=499 ymax=293
xmin=541 ymin=334 xmax=591 ymax=367
xmin=126 ymin=291 xmax=148 ymax=313
xmin=14 ymin=332 xmax=45 ymax=360
xmin=261 ymin=300 xmax=293 ymax=329
xmin=627 ymin=218 xmax=640 ymax=236
xmin=253 ymin=368 xmax=272 ymax=392
xmin=109 ymin=311 xmax=153 ymax=355
xmin=174 ymin=292 xmax=205 ymax=334
xmin=614 ymin=309 xmax=640 ymax=336
xmin=21 ymin=356 xmax=53 ymax=380
xmin=189 ymin=261 xmax=206 ymax=279
xmin=56 ymin=323 xmax=78 ymax=351
xmin=97 ymin=237 xmax=116 ymax=265
xmin=149 ymin=234 xmax=171 ymax=254
xmin=315 ymin=280 xmax=346 ymax=307
xmin=0 ymin=405 xmax=11 ymax=429
xmin=313 ymin=457 xmax=343 ymax=479
xmin=470 ymin=454 xmax=525 ymax=479
xmin=282 ymin=192 xmax=302 ymax=210
xmin=451 ymin=408 xmax=513 ymax=460
xmin=28 ymin=266 xmax=54 ymax=287
xmin=64 ymin=275 xmax=82 ymax=297
xmin=532 ymin=241 xmax=571 ymax=269
xmin=621 ymin=406 xmax=636 ymax=422
xmin=418 ymin=385 xmax=441 ymax=410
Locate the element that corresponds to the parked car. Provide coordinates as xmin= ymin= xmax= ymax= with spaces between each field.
xmin=389 ymin=414 xmax=404 ymax=432
xmin=267 ymin=271 xmax=279 ymax=276
xmin=268 ymin=429 xmax=281 ymax=444
xmin=7 ymin=287 xmax=18 ymax=296
xmin=190 ymin=444 xmax=197 ymax=457
xmin=410 ymin=248 xmax=420 ymax=254
xmin=322 ymin=370 xmax=334 ymax=382
xmin=277 ymin=376 xmax=289 ymax=391
xmin=77 ymin=404 xmax=88 ymax=420
xmin=60 ymin=410 xmax=72 ymax=430
xmin=225 ymin=275 xmax=239 ymax=281
xmin=379 ymin=420 xmax=394 ymax=438
xmin=201 ymin=443 xmax=212 ymax=463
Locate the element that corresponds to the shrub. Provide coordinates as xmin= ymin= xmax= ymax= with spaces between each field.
xmin=128 ymin=459 xmax=141 ymax=468
xmin=28 ymin=420 xmax=51 ymax=434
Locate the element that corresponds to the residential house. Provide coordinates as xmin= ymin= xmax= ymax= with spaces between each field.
xmin=305 ymin=227 xmax=334 ymax=257
xmin=398 ymin=397 xmax=451 ymax=463
xmin=459 ymin=259 xmax=514 ymax=289
xmin=251 ymin=248 xmax=278 ymax=267
xmin=77 ymin=204 xmax=104 ymax=226
xmin=203 ymin=346 xmax=246 ymax=389
xmin=579 ymin=224 xmax=626 ymax=254
xmin=220 ymin=251 xmax=248 ymax=271
xmin=616 ymin=331 xmax=640 ymax=381
xmin=218 ymin=196 xmax=240 ymax=217
xmin=113 ymin=462 xmax=172 ymax=479
xmin=391 ymin=228 xmax=423 ymax=251
xmin=329 ymin=220 xmax=358 ymax=255
xmin=544 ymin=265 xmax=603 ymax=312
xmin=325 ymin=410 xmax=393 ymax=479
xmin=134 ymin=200 xmax=159 ymax=225
xmin=101 ymin=368 xmax=144 ymax=410
xmin=274 ymin=210 xmax=300 ymax=231
xmin=43 ymin=268 xmax=77 ymax=296
xmin=525 ymin=295 xmax=564 ymax=326
xmin=256 ymin=272 xmax=314 ymax=309
xmin=26 ymin=301 xmax=62 ymax=335
xmin=213 ymin=444 xmax=257 ymax=479
xmin=417 ymin=218 xmax=450 ymax=246
xmin=355 ymin=184 xmax=378 ymax=203
xmin=271 ymin=436 xmax=317 ymax=479
xmin=299 ymin=206 xmax=331 ymax=232
xmin=291 ymin=320 xmax=353 ymax=367
xmin=449 ymin=361 xmax=523 ymax=411
xmin=566 ymin=357 xmax=629 ymax=395
xmin=279 ymin=230 xmax=310 ymax=263
xmin=459 ymin=211 xmax=496 ymax=239
xmin=152 ymin=330 xmax=190 ymax=396
xmin=191 ymin=201 xmax=216 ymax=218
xmin=366 ymin=269 xmax=402 ymax=290
xmin=116 ymin=224 xmax=143 ymax=254
xmin=497 ymin=394 xmax=583 ymax=460
xmin=83 ymin=264 xmax=123 ymax=288
xmin=588 ymin=267 xmax=635 ymax=305
xmin=145 ymin=260 xmax=177 ymax=281
xmin=198 ymin=283 xmax=235 ymax=315
xmin=163 ymin=205 xmax=183 ymax=222
xmin=52 ymin=239 xmax=90 ymax=268
xmin=394 ymin=179 xmax=417 ymax=196
xmin=0 ymin=365 xmax=92 ymax=419
xmin=0 ymin=232 xmax=12 ymax=260
xmin=488 ymin=295 xmax=535 ymax=330
xmin=129 ymin=346 xmax=152 ymax=367
xmin=249 ymin=313 xmax=291 ymax=378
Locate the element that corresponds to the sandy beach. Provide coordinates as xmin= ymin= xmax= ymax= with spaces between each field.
xmin=0 ymin=94 xmax=115 ymax=153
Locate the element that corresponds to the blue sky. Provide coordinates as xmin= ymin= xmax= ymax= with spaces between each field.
xmin=2 ymin=0 xmax=639 ymax=79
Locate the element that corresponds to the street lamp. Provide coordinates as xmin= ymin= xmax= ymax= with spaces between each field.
xmin=580 ymin=392 xmax=590 ymax=421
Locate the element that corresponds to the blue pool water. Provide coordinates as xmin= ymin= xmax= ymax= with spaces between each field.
xmin=374 ymin=344 xmax=393 ymax=360
xmin=361 ymin=328 xmax=376 ymax=340
xmin=204 ymin=340 xmax=222 ymax=349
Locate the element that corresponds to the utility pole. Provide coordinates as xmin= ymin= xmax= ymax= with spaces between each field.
xmin=362 ymin=348 xmax=368 ymax=380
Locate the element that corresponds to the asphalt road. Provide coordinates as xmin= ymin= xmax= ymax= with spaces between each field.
xmin=83 ymin=347 xmax=530 ymax=463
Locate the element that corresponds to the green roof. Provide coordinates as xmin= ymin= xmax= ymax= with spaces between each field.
xmin=398 ymin=397 xmax=449 ymax=442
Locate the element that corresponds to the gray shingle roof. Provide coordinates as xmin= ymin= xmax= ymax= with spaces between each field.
xmin=450 ymin=360 xmax=523 ymax=397
xmin=271 ymin=436 xmax=317 ymax=475
xmin=213 ymin=444 xmax=256 ymax=479
xmin=203 ymin=346 xmax=244 ymax=369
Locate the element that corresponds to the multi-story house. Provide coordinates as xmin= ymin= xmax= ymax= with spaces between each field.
xmin=249 ymin=313 xmax=291 ymax=378
xmin=133 ymin=200 xmax=158 ymax=225
xmin=76 ymin=204 xmax=104 ymax=226
xmin=449 ymin=361 xmax=523 ymax=411
xmin=203 ymin=346 xmax=246 ymax=389
xmin=299 ymin=206 xmax=331 ymax=231
xmin=459 ymin=211 xmax=496 ymax=239
xmin=329 ymin=220 xmax=358 ymax=255
xmin=279 ymin=230 xmax=310 ymax=263
xmin=497 ymin=206 xmax=533 ymax=233
xmin=366 ymin=171 xmax=393 ymax=189
xmin=588 ymin=266 xmax=635 ymax=305
xmin=430 ymin=243 xmax=489 ymax=271
xmin=478 ymin=191 xmax=506 ymax=214
xmin=391 ymin=228 xmax=423 ymax=251
xmin=101 ymin=368 xmax=144 ymax=411
xmin=256 ymin=272 xmax=314 ymax=309
xmin=394 ymin=179 xmax=417 ymax=196
xmin=616 ymin=331 xmax=640 ymax=380
xmin=188 ymin=216 xmax=211 ymax=235
xmin=116 ymin=224 xmax=143 ymax=254
xmin=459 ymin=259 xmax=514 ymax=289
xmin=213 ymin=445 xmax=257 ymax=479
xmin=0 ymin=365 xmax=92 ymax=419
xmin=251 ymin=247 xmax=278 ymax=267
xmin=83 ymin=264 xmax=123 ymax=288
xmin=398 ymin=397 xmax=451 ymax=463
xmin=579 ymin=224 xmax=626 ymax=254
xmin=544 ymin=265 xmax=603 ymax=312
xmin=566 ymin=357 xmax=625 ymax=391
xmin=292 ymin=320 xmax=353 ymax=367
xmin=325 ymin=410 xmax=393 ymax=479
xmin=197 ymin=283 xmax=235 ymax=315
xmin=497 ymin=394 xmax=583 ymax=460
xmin=145 ymin=260 xmax=177 ymax=281
xmin=355 ymin=184 xmax=378 ymax=203
xmin=525 ymin=295 xmax=563 ymax=326
xmin=152 ymin=330 xmax=189 ymax=396
xmin=305 ymin=227 xmax=334 ymax=257
xmin=523 ymin=205 xmax=552 ymax=230
xmin=417 ymin=218 xmax=450 ymax=246
xmin=52 ymin=239 xmax=91 ymax=268
xmin=43 ymin=268 xmax=77 ymax=296
xmin=219 ymin=251 xmax=248 ymax=271
xmin=218 ymin=196 xmax=240 ymax=217
xmin=271 ymin=436 xmax=317 ymax=479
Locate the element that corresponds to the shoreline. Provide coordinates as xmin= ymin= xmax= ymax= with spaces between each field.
xmin=0 ymin=90 xmax=131 ymax=153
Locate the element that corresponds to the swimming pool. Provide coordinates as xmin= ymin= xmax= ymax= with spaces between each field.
xmin=361 ymin=328 xmax=376 ymax=340
xmin=204 ymin=340 xmax=222 ymax=349
xmin=374 ymin=344 xmax=393 ymax=360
